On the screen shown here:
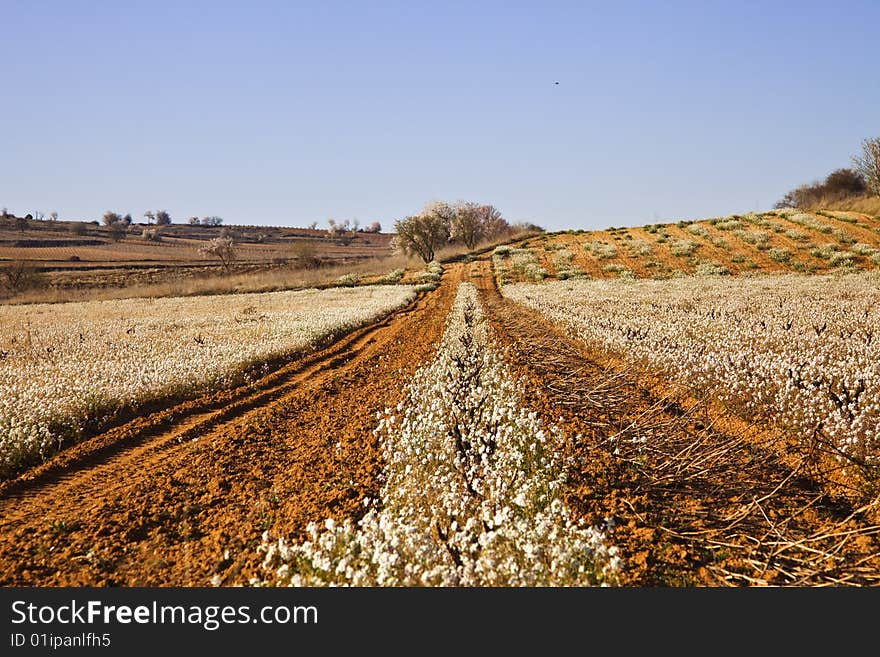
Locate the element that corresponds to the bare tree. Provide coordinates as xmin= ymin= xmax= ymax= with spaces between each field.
xmin=308 ymin=221 xmax=318 ymax=230
xmin=144 ymin=211 xmax=155 ymax=224
xmin=478 ymin=204 xmax=510 ymax=240
xmin=49 ymin=211 xmax=58 ymax=222
xmin=188 ymin=216 xmax=200 ymax=225
xmin=393 ymin=203 xmax=452 ymax=263
xmin=852 ymin=136 xmax=880 ymax=196
xmin=102 ymin=211 xmax=122 ymax=226
xmin=199 ymin=236 xmax=236 ymax=272
xmin=450 ymin=201 xmax=485 ymax=249
xmin=367 ymin=221 xmax=381 ymax=233
xmin=0 ymin=261 xmax=43 ymax=293
xmin=201 ymin=216 xmax=223 ymax=227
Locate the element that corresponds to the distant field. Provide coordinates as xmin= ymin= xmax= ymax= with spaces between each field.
xmin=493 ymin=209 xmax=880 ymax=284
xmin=0 ymin=218 xmax=393 ymax=297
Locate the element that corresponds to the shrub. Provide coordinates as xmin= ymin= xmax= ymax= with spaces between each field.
xmin=694 ymin=261 xmax=730 ymax=276
xmin=378 ymin=269 xmax=405 ymax=284
xmin=851 ymin=243 xmax=877 ymax=256
xmin=335 ymin=272 xmax=360 ymax=287
xmin=627 ymin=239 xmax=653 ymax=257
xmin=833 ymin=229 xmax=856 ymax=244
xmin=715 ymin=219 xmax=743 ymax=231
xmin=828 ymin=252 xmax=855 ymax=267
xmin=785 ymin=229 xmax=808 ymax=242
xmin=669 ymin=239 xmax=699 ymax=257
xmin=582 ymin=241 xmax=617 ymax=259
xmin=768 ymin=248 xmax=792 ymax=263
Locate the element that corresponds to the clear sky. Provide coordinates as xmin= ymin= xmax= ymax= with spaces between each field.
xmin=1 ymin=1 xmax=877 ymax=231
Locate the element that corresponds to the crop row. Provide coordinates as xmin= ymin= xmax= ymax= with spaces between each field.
xmin=504 ymin=273 xmax=880 ymax=474
xmin=255 ymin=282 xmax=620 ymax=586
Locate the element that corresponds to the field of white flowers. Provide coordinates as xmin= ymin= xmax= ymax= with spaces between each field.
xmin=0 ymin=285 xmax=417 ymax=476
xmin=256 ymin=283 xmax=620 ymax=586
xmin=504 ymin=273 xmax=880 ymax=471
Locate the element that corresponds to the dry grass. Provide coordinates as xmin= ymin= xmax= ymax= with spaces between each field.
xmin=3 ymin=254 xmax=417 ymax=305
xmin=813 ymin=195 xmax=880 ymax=216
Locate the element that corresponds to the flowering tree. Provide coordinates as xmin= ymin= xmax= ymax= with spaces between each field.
xmin=199 ymin=236 xmax=236 ymax=272
xmin=852 ymin=137 xmax=880 ymax=196
xmin=393 ymin=202 xmax=453 ymax=263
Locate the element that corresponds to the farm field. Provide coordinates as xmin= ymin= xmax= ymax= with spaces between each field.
xmin=1 ymin=240 xmax=879 ymax=587
xmin=0 ymin=284 xmax=418 ymax=477
xmin=493 ymin=209 xmax=880 ymax=284
xmin=0 ymin=218 xmax=395 ymax=299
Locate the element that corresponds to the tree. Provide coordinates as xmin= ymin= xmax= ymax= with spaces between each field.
xmin=0 ymin=261 xmax=43 ymax=293
xmin=478 ymin=204 xmax=510 ymax=240
xmin=308 ymin=221 xmax=318 ymax=230
xmin=155 ymin=210 xmax=172 ymax=225
xmin=392 ymin=203 xmax=452 ymax=263
xmin=15 ymin=216 xmax=28 ymax=232
xmin=102 ymin=211 xmax=121 ymax=226
xmin=189 ymin=216 xmax=200 ymax=225
xmin=852 ymin=136 xmax=880 ymax=196
xmin=121 ymin=213 xmax=133 ymax=225
xmin=108 ymin=221 xmax=128 ymax=242
xmin=367 ymin=221 xmax=381 ymax=233
xmin=201 ymin=216 xmax=223 ymax=227
xmin=199 ymin=236 xmax=236 ymax=272
xmin=49 ymin=211 xmax=58 ymax=222
xmin=144 ymin=211 xmax=155 ymax=224
xmin=291 ymin=239 xmax=321 ymax=269
xmin=450 ymin=201 xmax=485 ymax=249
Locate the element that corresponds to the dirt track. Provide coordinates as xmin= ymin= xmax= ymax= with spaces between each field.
xmin=2 ymin=258 xmax=878 ymax=586
xmin=0 ymin=267 xmax=463 ymax=586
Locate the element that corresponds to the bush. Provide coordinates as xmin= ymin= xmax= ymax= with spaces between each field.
xmin=715 ymin=219 xmax=742 ymax=231
xmin=335 ymin=273 xmax=360 ymax=287
xmin=378 ymin=269 xmax=405 ymax=284
xmin=582 ymin=241 xmax=617 ymax=259
xmin=694 ymin=261 xmax=730 ymax=276
xmin=669 ymin=239 xmax=699 ymax=257
xmin=768 ymin=248 xmax=791 ymax=263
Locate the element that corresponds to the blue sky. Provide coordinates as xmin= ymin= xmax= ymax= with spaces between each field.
xmin=1 ymin=1 xmax=877 ymax=231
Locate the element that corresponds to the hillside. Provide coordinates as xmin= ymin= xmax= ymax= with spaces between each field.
xmin=493 ymin=209 xmax=880 ymax=284
xmin=0 ymin=216 xmax=394 ymax=299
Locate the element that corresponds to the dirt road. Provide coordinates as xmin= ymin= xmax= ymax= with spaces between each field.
xmin=2 ymin=258 xmax=878 ymax=586
xmin=0 ymin=267 xmax=464 ymax=586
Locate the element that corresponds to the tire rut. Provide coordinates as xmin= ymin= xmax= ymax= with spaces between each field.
xmin=0 ymin=267 xmax=465 ymax=585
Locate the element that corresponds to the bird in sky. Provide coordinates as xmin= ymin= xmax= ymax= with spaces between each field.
xmin=554 ymin=81 xmax=559 ymax=85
